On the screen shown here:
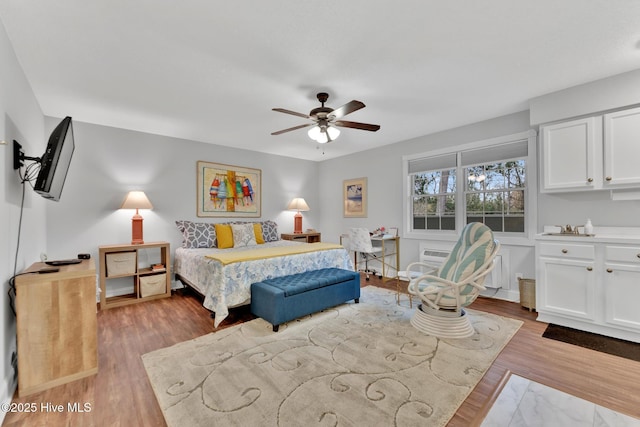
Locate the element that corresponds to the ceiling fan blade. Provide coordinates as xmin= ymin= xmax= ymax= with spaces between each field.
xmin=334 ymin=120 xmax=380 ymax=132
xmin=271 ymin=123 xmax=314 ymax=135
xmin=330 ymin=100 xmax=365 ymax=119
xmin=272 ymin=108 xmax=310 ymax=119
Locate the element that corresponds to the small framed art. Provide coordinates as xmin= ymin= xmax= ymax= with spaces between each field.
xmin=343 ymin=177 xmax=367 ymax=217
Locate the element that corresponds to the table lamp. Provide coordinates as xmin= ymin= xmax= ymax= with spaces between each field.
xmin=287 ymin=198 xmax=310 ymax=234
xmin=121 ymin=191 xmax=153 ymax=244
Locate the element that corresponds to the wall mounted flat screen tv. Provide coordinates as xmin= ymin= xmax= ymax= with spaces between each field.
xmin=34 ymin=116 xmax=74 ymax=201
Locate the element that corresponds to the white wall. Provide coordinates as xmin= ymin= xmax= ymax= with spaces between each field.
xmin=0 ymin=21 xmax=46 ymax=420
xmin=529 ymin=68 xmax=640 ymax=126
xmin=538 ymin=190 xmax=640 ymax=230
xmin=43 ymin=119 xmax=321 ymax=280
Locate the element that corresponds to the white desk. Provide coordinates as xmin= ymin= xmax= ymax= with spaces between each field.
xmin=340 ymin=234 xmax=400 ymax=282
xmin=341 ymin=233 xmax=408 ymax=306
xmin=370 ymin=235 xmax=400 ymax=282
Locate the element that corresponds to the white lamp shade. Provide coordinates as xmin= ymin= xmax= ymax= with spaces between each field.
xmin=287 ymin=197 xmax=310 ymax=211
xmin=307 ymin=126 xmax=321 ymax=140
xmin=120 ymin=191 xmax=153 ymax=210
xmin=326 ymin=126 xmax=340 ymax=140
xmin=316 ymin=131 xmax=329 ymax=144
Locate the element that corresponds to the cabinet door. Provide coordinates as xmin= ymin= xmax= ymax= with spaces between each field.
xmin=17 ymin=271 xmax=98 ymax=396
xmin=540 ymin=117 xmax=601 ymax=192
xmin=603 ymin=263 xmax=640 ymax=331
xmin=537 ymin=257 xmax=596 ymax=320
xmin=603 ymin=106 xmax=640 ymax=188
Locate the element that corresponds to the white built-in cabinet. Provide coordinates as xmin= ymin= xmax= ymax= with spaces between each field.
xmin=536 ymin=242 xmax=596 ymax=321
xmin=540 ymin=117 xmax=601 ymax=191
xmin=603 ymin=245 xmax=640 ymax=332
xmin=536 ymin=237 xmax=640 ymax=343
xmin=540 ymin=105 xmax=640 ymax=192
xmin=603 ymin=107 xmax=640 ymax=188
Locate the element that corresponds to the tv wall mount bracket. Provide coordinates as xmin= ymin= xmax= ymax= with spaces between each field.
xmin=13 ymin=140 xmax=41 ymax=170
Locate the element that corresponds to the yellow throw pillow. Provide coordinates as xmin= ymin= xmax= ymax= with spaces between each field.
xmin=253 ymin=223 xmax=265 ymax=244
xmin=215 ymin=224 xmax=234 ymax=249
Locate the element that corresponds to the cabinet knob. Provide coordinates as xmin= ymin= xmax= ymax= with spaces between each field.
xmin=605 ymin=176 xmax=612 ymax=181
xmin=587 ymin=266 xmax=593 ymax=271
xmin=561 ymin=249 xmax=568 ymax=254
xmin=587 ymin=177 xmax=593 ymax=183
xmin=606 ymin=268 xmax=613 ymax=273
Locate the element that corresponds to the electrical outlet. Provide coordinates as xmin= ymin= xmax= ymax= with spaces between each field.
xmin=515 ymin=272 xmax=523 ymax=282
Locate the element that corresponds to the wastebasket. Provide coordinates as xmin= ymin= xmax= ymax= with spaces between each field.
xmin=518 ymin=278 xmax=536 ymax=312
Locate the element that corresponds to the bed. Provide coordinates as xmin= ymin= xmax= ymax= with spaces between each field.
xmin=174 ymin=237 xmax=354 ymax=327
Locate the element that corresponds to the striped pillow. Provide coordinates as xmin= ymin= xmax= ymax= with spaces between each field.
xmin=438 ymin=222 xmax=495 ymax=282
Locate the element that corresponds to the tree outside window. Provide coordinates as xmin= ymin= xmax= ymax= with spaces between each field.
xmin=465 ymin=160 xmax=525 ymax=232
xmin=412 ymin=168 xmax=456 ymax=231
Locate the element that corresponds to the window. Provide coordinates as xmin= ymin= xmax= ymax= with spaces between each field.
xmin=403 ymin=131 xmax=536 ymax=242
xmin=408 ymin=153 xmax=457 ymax=231
xmin=465 ymin=160 xmax=526 ymax=232
xmin=412 ymin=169 xmax=456 ymax=231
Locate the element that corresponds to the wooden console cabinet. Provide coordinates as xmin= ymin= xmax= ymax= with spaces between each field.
xmin=15 ymin=259 xmax=98 ymax=397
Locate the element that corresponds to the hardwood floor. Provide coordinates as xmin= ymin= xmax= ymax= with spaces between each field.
xmin=4 ymin=276 xmax=640 ymax=426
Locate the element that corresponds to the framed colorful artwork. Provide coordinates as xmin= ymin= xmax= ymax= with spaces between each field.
xmin=197 ymin=161 xmax=261 ymax=217
xmin=343 ymin=177 xmax=367 ymax=217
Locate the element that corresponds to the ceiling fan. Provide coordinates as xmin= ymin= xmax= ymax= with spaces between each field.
xmin=271 ymin=92 xmax=380 ymax=143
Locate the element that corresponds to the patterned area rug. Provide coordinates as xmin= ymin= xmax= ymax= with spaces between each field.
xmin=142 ymin=287 xmax=522 ymax=427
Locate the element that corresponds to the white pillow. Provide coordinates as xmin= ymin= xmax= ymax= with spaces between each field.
xmin=231 ymin=223 xmax=258 ymax=248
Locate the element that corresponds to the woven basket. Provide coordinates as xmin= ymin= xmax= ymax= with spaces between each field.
xmin=518 ymin=278 xmax=536 ymax=312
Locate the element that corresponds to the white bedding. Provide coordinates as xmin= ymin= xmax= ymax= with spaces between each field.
xmin=174 ymin=240 xmax=354 ymax=327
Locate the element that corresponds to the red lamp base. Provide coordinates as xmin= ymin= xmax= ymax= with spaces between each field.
xmin=293 ymin=212 xmax=303 ymax=234
xmin=131 ymin=212 xmax=144 ymax=245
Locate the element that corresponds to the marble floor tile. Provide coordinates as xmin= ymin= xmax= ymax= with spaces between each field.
xmin=481 ymin=374 xmax=640 ymax=427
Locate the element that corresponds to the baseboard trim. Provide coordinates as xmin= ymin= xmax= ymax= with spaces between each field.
xmin=479 ymin=288 xmax=519 ymax=302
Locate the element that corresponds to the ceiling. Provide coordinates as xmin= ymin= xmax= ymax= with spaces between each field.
xmin=2 ymin=1 xmax=640 ymax=161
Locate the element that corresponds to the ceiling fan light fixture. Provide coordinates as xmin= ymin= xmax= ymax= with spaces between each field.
xmin=316 ymin=128 xmax=329 ymax=144
xmin=273 ymin=92 xmax=379 ymax=144
xmin=309 ymin=123 xmax=340 ymax=144
xmin=307 ymin=125 xmax=321 ymax=140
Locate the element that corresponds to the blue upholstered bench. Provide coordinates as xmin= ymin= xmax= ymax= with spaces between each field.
xmin=250 ymin=268 xmax=360 ymax=332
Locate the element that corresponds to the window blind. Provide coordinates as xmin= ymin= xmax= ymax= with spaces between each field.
xmin=408 ymin=153 xmax=457 ymax=174
xmin=461 ymin=139 xmax=528 ymax=166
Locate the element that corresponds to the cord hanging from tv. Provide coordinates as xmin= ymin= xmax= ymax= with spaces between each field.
xmin=13 ymin=116 xmax=75 ymax=202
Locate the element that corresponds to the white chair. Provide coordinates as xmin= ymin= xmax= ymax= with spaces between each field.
xmin=346 ymin=227 xmax=383 ymax=280
xmin=397 ymin=261 xmax=440 ymax=308
xmin=406 ymin=222 xmax=500 ymax=338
